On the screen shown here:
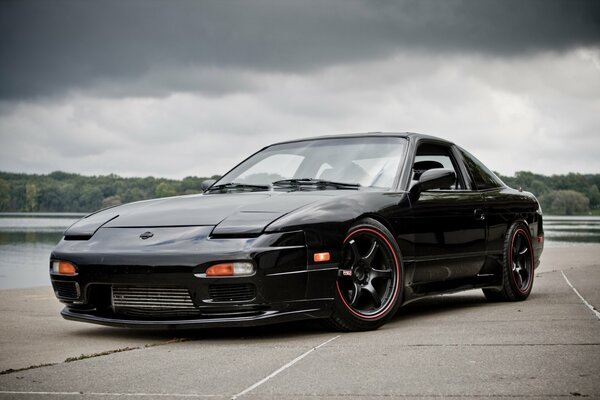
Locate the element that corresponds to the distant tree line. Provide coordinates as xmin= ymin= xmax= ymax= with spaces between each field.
xmin=500 ymin=171 xmax=599 ymax=215
xmin=0 ymin=170 xmax=598 ymax=215
xmin=0 ymin=171 xmax=220 ymax=213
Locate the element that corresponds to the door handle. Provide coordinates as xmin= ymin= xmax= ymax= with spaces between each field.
xmin=474 ymin=209 xmax=486 ymax=221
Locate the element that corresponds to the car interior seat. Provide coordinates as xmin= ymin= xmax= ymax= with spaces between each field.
xmin=412 ymin=160 xmax=444 ymax=180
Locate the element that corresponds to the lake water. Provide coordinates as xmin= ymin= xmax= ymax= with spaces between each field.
xmin=543 ymin=216 xmax=600 ymax=245
xmin=0 ymin=213 xmax=83 ymax=289
xmin=1 ymin=213 xmax=599 ymax=290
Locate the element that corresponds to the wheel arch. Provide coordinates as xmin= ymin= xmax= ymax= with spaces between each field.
xmin=355 ymin=212 xmax=399 ymax=242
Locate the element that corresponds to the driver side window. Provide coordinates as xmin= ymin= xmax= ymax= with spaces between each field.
xmin=413 ymin=143 xmax=464 ymax=190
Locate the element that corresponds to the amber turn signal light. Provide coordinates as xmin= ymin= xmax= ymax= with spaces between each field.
xmin=51 ymin=260 xmax=78 ymax=276
xmin=206 ymin=262 xmax=254 ymax=277
xmin=313 ymin=252 xmax=331 ymax=262
xmin=206 ymin=263 xmax=234 ymax=276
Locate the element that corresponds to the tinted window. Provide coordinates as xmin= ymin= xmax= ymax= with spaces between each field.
xmin=413 ymin=143 xmax=463 ymax=190
xmin=459 ymin=148 xmax=505 ymax=190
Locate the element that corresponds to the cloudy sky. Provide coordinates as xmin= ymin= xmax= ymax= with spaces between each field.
xmin=1 ymin=0 xmax=599 ymax=179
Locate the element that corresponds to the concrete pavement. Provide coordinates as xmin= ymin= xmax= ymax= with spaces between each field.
xmin=0 ymin=245 xmax=599 ymax=399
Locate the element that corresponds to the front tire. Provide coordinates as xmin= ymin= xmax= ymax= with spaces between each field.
xmin=483 ymin=222 xmax=534 ymax=302
xmin=326 ymin=218 xmax=403 ymax=331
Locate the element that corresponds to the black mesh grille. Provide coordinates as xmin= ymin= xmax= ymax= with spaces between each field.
xmin=52 ymin=281 xmax=80 ymax=300
xmin=208 ymin=284 xmax=256 ymax=302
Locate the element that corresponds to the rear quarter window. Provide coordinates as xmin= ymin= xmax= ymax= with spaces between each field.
xmin=458 ymin=148 xmax=505 ymax=190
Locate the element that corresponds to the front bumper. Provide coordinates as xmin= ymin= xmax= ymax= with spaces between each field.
xmin=50 ymin=227 xmax=339 ymax=328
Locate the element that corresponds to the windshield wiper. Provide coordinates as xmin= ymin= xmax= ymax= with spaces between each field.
xmin=206 ymin=182 xmax=271 ymax=193
xmin=272 ymin=178 xmax=360 ymax=190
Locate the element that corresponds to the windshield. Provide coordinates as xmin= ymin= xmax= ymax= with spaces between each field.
xmin=214 ymin=136 xmax=407 ymax=191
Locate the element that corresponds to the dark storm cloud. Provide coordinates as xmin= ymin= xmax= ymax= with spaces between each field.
xmin=1 ymin=0 xmax=599 ymax=100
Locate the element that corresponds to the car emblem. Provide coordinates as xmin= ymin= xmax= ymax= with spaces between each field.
xmin=139 ymin=231 xmax=154 ymax=240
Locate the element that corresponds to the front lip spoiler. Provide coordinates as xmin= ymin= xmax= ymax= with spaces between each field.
xmin=61 ymin=306 xmax=331 ymax=329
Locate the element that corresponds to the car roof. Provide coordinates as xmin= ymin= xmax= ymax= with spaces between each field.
xmin=270 ymin=132 xmax=454 ymax=147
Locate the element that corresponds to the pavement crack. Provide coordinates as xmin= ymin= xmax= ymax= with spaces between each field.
xmin=0 ymin=363 xmax=57 ymax=376
xmin=64 ymin=346 xmax=140 ymax=363
xmin=0 ymin=337 xmax=192 ymax=376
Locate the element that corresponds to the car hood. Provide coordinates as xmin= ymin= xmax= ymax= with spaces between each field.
xmin=63 ymin=191 xmax=344 ymax=238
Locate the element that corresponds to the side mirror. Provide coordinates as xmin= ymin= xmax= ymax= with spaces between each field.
xmin=200 ymin=179 xmax=216 ymax=192
xmin=409 ymin=168 xmax=456 ymax=202
xmin=419 ymin=169 xmax=456 ymax=191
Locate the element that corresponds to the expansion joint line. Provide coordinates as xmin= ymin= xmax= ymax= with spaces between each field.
xmin=230 ymin=335 xmax=340 ymax=399
xmin=561 ymin=270 xmax=600 ymax=320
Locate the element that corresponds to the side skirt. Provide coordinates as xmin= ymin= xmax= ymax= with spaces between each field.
xmin=402 ymin=273 xmax=502 ymax=304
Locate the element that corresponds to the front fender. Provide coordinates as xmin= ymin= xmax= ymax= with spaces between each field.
xmin=265 ymin=191 xmax=409 ymax=248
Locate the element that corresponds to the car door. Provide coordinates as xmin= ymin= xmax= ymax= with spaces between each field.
xmin=405 ymin=142 xmax=487 ymax=285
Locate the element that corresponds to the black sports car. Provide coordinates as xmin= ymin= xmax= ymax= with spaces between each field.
xmin=50 ymin=133 xmax=544 ymax=331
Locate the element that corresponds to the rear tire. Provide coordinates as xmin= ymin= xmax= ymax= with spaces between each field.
xmin=326 ymin=218 xmax=403 ymax=331
xmin=483 ymin=222 xmax=534 ymax=302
